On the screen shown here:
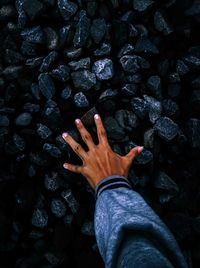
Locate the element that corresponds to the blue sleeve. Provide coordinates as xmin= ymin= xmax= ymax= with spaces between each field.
xmin=94 ymin=175 xmax=188 ymax=268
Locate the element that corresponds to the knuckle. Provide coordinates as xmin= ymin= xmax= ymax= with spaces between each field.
xmin=84 ymin=133 xmax=91 ymax=141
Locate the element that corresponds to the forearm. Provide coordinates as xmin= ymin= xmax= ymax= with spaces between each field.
xmin=94 ymin=176 xmax=188 ymax=268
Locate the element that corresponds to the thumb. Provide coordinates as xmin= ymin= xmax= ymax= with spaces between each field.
xmin=125 ymin=146 xmax=143 ymax=162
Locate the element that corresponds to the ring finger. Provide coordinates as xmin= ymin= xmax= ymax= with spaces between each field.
xmin=62 ymin=132 xmax=87 ymax=161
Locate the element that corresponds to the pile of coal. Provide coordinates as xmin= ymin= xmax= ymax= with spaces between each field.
xmin=0 ymin=0 xmax=200 ymax=267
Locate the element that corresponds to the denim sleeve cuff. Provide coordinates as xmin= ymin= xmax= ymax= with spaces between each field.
xmin=94 ymin=175 xmax=132 ymax=200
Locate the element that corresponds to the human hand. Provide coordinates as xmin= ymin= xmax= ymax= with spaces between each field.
xmin=62 ymin=114 xmax=143 ymax=190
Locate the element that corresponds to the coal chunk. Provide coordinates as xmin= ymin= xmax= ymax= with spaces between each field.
xmin=44 ymin=27 xmax=59 ymax=51
xmin=23 ymin=0 xmax=44 ymax=20
xmin=185 ymin=118 xmax=200 ymax=148
xmin=51 ymin=65 xmax=70 ymax=82
xmin=121 ymin=83 xmax=138 ymax=96
xmin=43 ymin=143 xmax=62 ymax=158
xmin=64 ymin=47 xmax=82 ymax=59
xmin=3 ymin=66 xmax=23 ymax=80
xmin=92 ymin=58 xmax=114 ymax=80
xmin=154 ymin=171 xmax=179 ymax=194
xmin=71 ymin=70 xmax=96 ymax=90
xmin=21 ymin=26 xmax=44 ymax=44
xmin=0 ymin=115 xmax=9 ymax=127
xmin=144 ymin=95 xmax=162 ymax=124
xmin=13 ymin=134 xmax=25 ymax=151
xmin=120 ymin=55 xmax=140 ymax=73
xmin=144 ymin=128 xmax=155 ymax=149
xmin=94 ymin=43 xmax=111 ymax=56
xmin=44 ymin=172 xmax=59 ymax=192
xmin=117 ymin=44 xmax=135 ymax=58
xmin=68 ymin=57 xmax=90 ymax=71
xmin=154 ymin=10 xmax=173 ymax=35
xmin=131 ymin=97 xmax=148 ymax=119
xmin=115 ymin=109 xmax=139 ymax=131
xmin=37 ymin=123 xmax=52 ymax=139
xmin=31 ymin=209 xmax=48 ymax=228
xmin=51 ymin=199 xmax=66 ymax=218
xmin=147 ymin=75 xmax=162 ymax=99
xmin=135 ymin=37 xmax=159 ymax=54
xmin=74 ymin=92 xmax=89 ymax=108
xmin=162 ymin=99 xmax=179 ymax=117
xmin=42 ymin=100 xmax=63 ymax=131
xmin=61 ymin=189 xmax=80 ymax=214
xmin=58 ymin=0 xmax=78 ymax=20
xmin=90 ymin=18 xmax=106 ymax=44
xmin=39 ymin=51 xmax=58 ymax=72
xmin=73 ymin=10 xmax=90 ymax=48
xmin=103 ymin=116 xmax=126 ymax=142
xmin=135 ymin=148 xmax=153 ymax=164
xmin=133 ymin=0 xmax=154 ymax=12
xmin=38 ymin=73 xmax=55 ymax=99
xmin=15 ymin=112 xmax=32 ymax=126
xmin=154 ymin=117 xmax=179 ymax=141
xmin=176 ymin=60 xmax=189 ymax=76
xmin=4 ymin=49 xmax=25 ymax=65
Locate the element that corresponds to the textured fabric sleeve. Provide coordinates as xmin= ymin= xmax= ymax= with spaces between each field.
xmin=94 ymin=175 xmax=188 ymax=268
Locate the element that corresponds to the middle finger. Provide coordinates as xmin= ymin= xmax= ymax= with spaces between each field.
xmin=62 ymin=132 xmax=87 ymax=161
xmin=75 ymin=119 xmax=95 ymax=149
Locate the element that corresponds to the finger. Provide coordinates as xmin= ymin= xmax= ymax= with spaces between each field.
xmin=124 ymin=146 xmax=143 ymax=162
xmin=75 ymin=118 xmax=95 ymax=149
xmin=63 ymin=163 xmax=83 ymax=173
xmin=62 ymin=132 xmax=87 ymax=161
xmin=94 ymin=114 xmax=109 ymax=146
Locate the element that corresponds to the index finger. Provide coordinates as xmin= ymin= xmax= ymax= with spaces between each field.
xmin=94 ymin=114 xmax=109 ymax=146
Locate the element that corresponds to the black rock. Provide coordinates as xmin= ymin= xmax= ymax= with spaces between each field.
xmin=162 ymin=99 xmax=179 ymax=117
xmin=117 ymin=44 xmax=135 ymax=58
xmin=0 ymin=115 xmax=9 ymax=127
xmin=51 ymin=199 xmax=66 ymax=218
xmin=168 ymin=83 xmax=181 ymax=98
xmin=119 ymin=55 xmax=140 ymax=73
xmin=99 ymin=89 xmax=118 ymax=102
xmin=154 ymin=117 xmax=179 ymax=141
xmin=38 ymin=73 xmax=55 ymax=99
xmin=81 ymin=220 xmax=95 ymax=236
xmin=3 ymin=66 xmax=23 ymax=80
xmin=21 ymin=26 xmax=44 ymax=44
xmin=58 ymin=0 xmax=78 ymax=20
xmin=16 ymin=0 xmax=27 ymax=28
xmin=154 ymin=10 xmax=173 ymax=35
xmin=15 ymin=112 xmax=32 ymax=126
xmin=168 ymin=72 xmax=180 ymax=83
xmin=115 ymin=109 xmax=139 ymax=131
xmin=13 ymin=133 xmax=25 ymax=151
xmin=135 ymin=148 xmax=153 ymax=164
xmin=71 ymin=70 xmax=96 ymax=90
xmin=4 ymin=49 xmax=25 ymax=65
xmin=58 ymin=25 xmax=70 ymax=48
xmin=37 ymin=123 xmax=52 ymax=139
xmin=26 ymin=57 xmax=44 ymax=68
xmin=147 ymin=75 xmax=162 ymax=100
xmin=61 ymin=189 xmax=80 ymax=214
xmin=51 ymin=65 xmax=70 ymax=82
xmin=185 ymin=118 xmax=200 ymax=148
xmin=39 ymin=51 xmax=58 ymax=72
xmin=91 ymin=18 xmax=106 ymax=44
xmin=64 ymin=47 xmax=82 ymax=59
xmin=131 ymin=97 xmax=148 ymax=119
xmin=133 ymin=0 xmax=154 ymax=12
xmin=42 ymin=100 xmax=63 ymax=131
xmin=73 ymin=10 xmax=90 ymax=48
xmin=121 ymin=84 xmax=138 ymax=96
xmin=135 ymin=37 xmax=159 ymax=54
xmin=31 ymin=83 xmax=41 ymax=100
xmin=103 ymin=116 xmax=126 ymax=142
xmin=94 ymin=43 xmax=111 ymax=56
xmin=43 ymin=143 xmax=62 ymax=158
xmin=92 ymin=58 xmax=114 ymax=80
xmin=74 ymin=92 xmax=89 ymax=108
xmin=21 ymin=41 xmax=37 ymax=56
xmin=144 ymin=95 xmax=162 ymax=124
xmin=144 ymin=128 xmax=155 ymax=149
xmin=23 ymin=0 xmax=44 ymax=20
xmin=23 ymin=103 xmax=40 ymax=113
xmin=153 ymin=171 xmax=179 ymax=194
xmin=44 ymin=172 xmax=60 ymax=192
xmin=183 ymin=55 xmax=200 ymax=70
xmin=61 ymin=86 xmax=72 ymax=100
xmin=68 ymin=57 xmax=90 ymax=71
xmin=31 ymin=209 xmax=48 ymax=228
xmin=44 ymin=27 xmax=59 ymax=50
xmin=176 ymin=60 xmax=189 ymax=76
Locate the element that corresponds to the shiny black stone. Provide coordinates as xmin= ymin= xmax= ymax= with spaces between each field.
xmin=38 ymin=73 xmax=55 ymax=99
xmin=15 ymin=112 xmax=32 ymax=126
xmin=71 ymin=70 xmax=96 ymax=90
xmin=58 ymin=0 xmax=78 ymax=20
xmin=21 ymin=26 xmax=44 ymax=44
xmin=91 ymin=18 xmax=106 ymax=44
xmin=51 ymin=65 xmax=70 ymax=82
xmin=73 ymin=10 xmax=90 ymax=48
xmin=154 ymin=117 xmax=179 ymax=141
xmin=92 ymin=58 xmax=114 ymax=80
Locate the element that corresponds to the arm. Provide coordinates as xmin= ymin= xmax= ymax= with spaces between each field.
xmin=94 ymin=175 xmax=188 ymax=268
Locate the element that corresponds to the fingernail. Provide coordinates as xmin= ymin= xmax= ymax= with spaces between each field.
xmin=62 ymin=132 xmax=68 ymax=139
xmin=94 ymin=114 xmax=99 ymax=119
xmin=63 ymin=163 xmax=68 ymax=169
xmin=138 ymin=146 xmax=144 ymax=153
xmin=75 ymin=118 xmax=81 ymax=124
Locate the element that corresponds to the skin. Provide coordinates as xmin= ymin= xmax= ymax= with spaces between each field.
xmin=62 ymin=114 xmax=143 ymax=190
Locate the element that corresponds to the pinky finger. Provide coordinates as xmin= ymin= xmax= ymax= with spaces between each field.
xmin=63 ymin=163 xmax=82 ymax=174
